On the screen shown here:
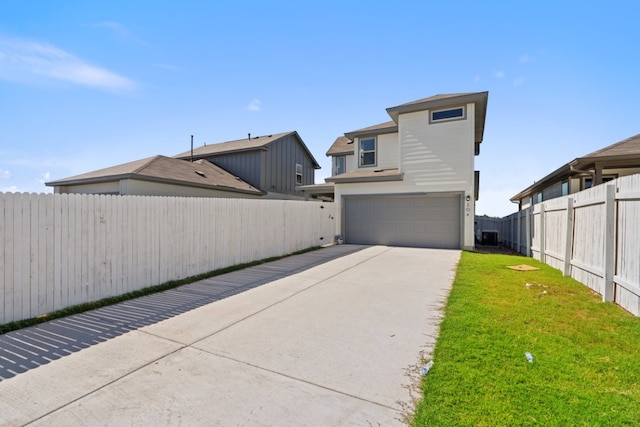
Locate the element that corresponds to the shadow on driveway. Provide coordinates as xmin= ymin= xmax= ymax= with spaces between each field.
xmin=0 ymin=245 xmax=366 ymax=381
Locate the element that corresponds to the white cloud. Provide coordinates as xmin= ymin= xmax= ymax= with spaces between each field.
xmin=0 ymin=36 xmax=135 ymax=91
xmin=1 ymin=185 xmax=20 ymax=193
xmin=519 ymin=54 xmax=535 ymax=64
xmin=494 ymin=70 xmax=506 ymax=79
xmin=38 ymin=171 xmax=51 ymax=184
xmin=1 ymin=168 xmax=10 ymax=178
xmin=247 ymin=98 xmax=262 ymax=112
xmin=94 ymin=21 xmax=148 ymax=46
xmin=513 ymin=76 xmax=525 ymax=87
xmin=473 ymin=75 xmax=481 ymax=82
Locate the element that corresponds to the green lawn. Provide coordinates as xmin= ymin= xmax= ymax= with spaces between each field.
xmin=412 ymin=251 xmax=640 ymax=426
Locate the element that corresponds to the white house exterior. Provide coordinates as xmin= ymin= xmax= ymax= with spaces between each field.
xmin=326 ymin=92 xmax=488 ymax=250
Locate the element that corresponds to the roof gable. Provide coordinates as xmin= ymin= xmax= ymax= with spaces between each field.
xmin=174 ymin=131 xmax=321 ymax=168
xmin=386 ymin=92 xmax=488 ymax=143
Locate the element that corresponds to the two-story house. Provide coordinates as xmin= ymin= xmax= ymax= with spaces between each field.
xmin=174 ymin=131 xmax=320 ymax=200
xmin=325 ymin=92 xmax=489 ymax=250
xmin=47 ymin=131 xmax=321 ymax=200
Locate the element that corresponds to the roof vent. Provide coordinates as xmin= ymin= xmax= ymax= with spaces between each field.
xmin=195 ymin=170 xmax=206 ymax=177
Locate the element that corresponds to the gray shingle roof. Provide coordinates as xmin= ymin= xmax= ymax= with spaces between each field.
xmin=510 ymin=133 xmax=640 ymax=201
xmin=326 ymin=136 xmax=353 ymax=156
xmin=580 ymin=133 xmax=640 ymax=159
xmin=46 ymin=155 xmax=264 ymax=195
xmin=173 ymin=131 xmax=321 ymax=168
xmin=325 ymin=168 xmax=403 ymax=183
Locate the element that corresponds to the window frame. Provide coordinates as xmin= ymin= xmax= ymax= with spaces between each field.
xmin=430 ymin=106 xmax=466 ymax=124
xmin=358 ymin=137 xmax=377 ymax=167
xmin=334 ymin=155 xmax=346 ymax=175
xmin=535 ymin=192 xmax=543 ymax=204
xmin=295 ymin=163 xmax=303 ymax=185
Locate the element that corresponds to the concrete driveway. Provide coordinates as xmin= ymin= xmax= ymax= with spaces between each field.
xmin=0 ymin=245 xmax=460 ymax=426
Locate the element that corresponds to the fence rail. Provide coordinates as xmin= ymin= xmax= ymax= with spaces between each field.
xmin=499 ymin=174 xmax=640 ymax=316
xmin=1 ymin=193 xmax=336 ymax=324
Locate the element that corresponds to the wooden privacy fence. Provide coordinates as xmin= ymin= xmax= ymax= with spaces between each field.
xmin=501 ymin=174 xmax=640 ymax=316
xmin=1 ymin=193 xmax=336 ymax=324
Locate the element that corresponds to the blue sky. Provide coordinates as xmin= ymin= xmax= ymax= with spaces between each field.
xmin=1 ymin=0 xmax=638 ymax=217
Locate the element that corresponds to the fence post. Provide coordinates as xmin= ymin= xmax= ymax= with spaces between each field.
xmin=603 ymin=184 xmax=616 ymax=302
xmin=516 ymin=210 xmax=521 ymax=253
xmin=563 ymin=197 xmax=574 ymax=276
xmin=525 ymin=207 xmax=532 ymax=257
xmin=538 ymin=204 xmax=545 ymax=263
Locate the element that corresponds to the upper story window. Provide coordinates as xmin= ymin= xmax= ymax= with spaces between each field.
xmin=430 ymin=106 xmax=465 ymax=123
xmin=295 ymin=163 xmax=303 ymax=185
xmin=561 ymin=180 xmax=569 ymax=196
xmin=359 ymin=137 xmax=376 ymax=167
xmin=334 ymin=156 xmax=346 ymax=175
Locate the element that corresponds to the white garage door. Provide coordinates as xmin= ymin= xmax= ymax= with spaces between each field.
xmin=343 ymin=194 xmax=461 ymax=249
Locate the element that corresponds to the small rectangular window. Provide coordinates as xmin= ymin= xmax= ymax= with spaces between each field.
xmin=335 ymin=156 xmax=346 ymax=175
xmin=561 ymin=180 xmax=569 ymax=196
xmin=359 ymin=137 xmax=376 ymax=167
xmin=295 ymin=163 xmax=303 ymax=185
xmin=536 ymin=192 xmax=543 ymax=203
xmin=431 ymin=106 xmax=465 ymax=123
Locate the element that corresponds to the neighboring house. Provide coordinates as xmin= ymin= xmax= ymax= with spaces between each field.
xmin=174 ymin=131 xmax=321 ymax=200
xmin=511 ymin=133 xmax=640 ymax=210
xmin=324 ymin=92 xmax=489 ymax=250
xmin=46 ymin=155 xmax=263 ymax=198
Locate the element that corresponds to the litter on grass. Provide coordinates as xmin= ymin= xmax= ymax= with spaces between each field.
xmin=507 ymin=264 xmax=540 ymax=271
xmin=526 ymin=283 xmax=549 ymax=297
xmin=525 ymin=352 xmax=534 ymax=363
xmin=420 ymin=360 xmax=434 ymax=376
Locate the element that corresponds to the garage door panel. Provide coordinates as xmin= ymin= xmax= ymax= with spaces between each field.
xmin=343 ymin=194 xmax=461 ymax=249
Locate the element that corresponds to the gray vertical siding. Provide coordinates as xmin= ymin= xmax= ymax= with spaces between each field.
xmin=205 ymin=151 xmax=263 ymax=190
xmin=203 ymin=134 xmax=317 ymax=196
xmin=265 ymin=134 xmax=316 ymax=195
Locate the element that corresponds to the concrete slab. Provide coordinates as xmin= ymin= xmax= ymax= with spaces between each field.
xmin=29 ymin=347 xmax=401 ymax=427
xmin=0 ymin=331 xmax=183 ymax=426
xmin=193 ymin=247 xmax=460 ymax=409
xmin=141 ymin=276 xmax=322 ymax=345
xmin=0 ymin=245 xmax=460 ymax=426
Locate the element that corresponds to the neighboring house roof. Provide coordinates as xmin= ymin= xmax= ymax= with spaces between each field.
xmin=386 ymin=92 xmax=489 ymax=143
xmin=46 ymin=155 xmax=264 ymax=195
xmin=510 ymin=133 xmax=640 ymax=201
xmin=173 ymin=131 xmax=321 ymax=169
xmin=325 ymin=168 xmax=404 ymax=184
xmin=326 ymin=136 xmax=353 ymax=156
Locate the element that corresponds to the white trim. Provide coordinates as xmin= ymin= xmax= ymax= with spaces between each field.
xmin=429 ymin=105 xmax=466 ymax=124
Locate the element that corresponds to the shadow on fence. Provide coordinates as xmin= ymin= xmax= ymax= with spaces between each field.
xmin=0 ymin=244 xmax=365 ymax=381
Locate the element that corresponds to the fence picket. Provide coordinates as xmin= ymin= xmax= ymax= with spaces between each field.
xmin=498 ymin=174 xmax=640 ymax=316
xmin=0 ymin=193 xmax=336 ymax=324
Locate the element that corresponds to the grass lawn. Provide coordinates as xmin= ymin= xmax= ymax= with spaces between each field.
xmin=412 ymin=251 xmax=640 ymax=426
